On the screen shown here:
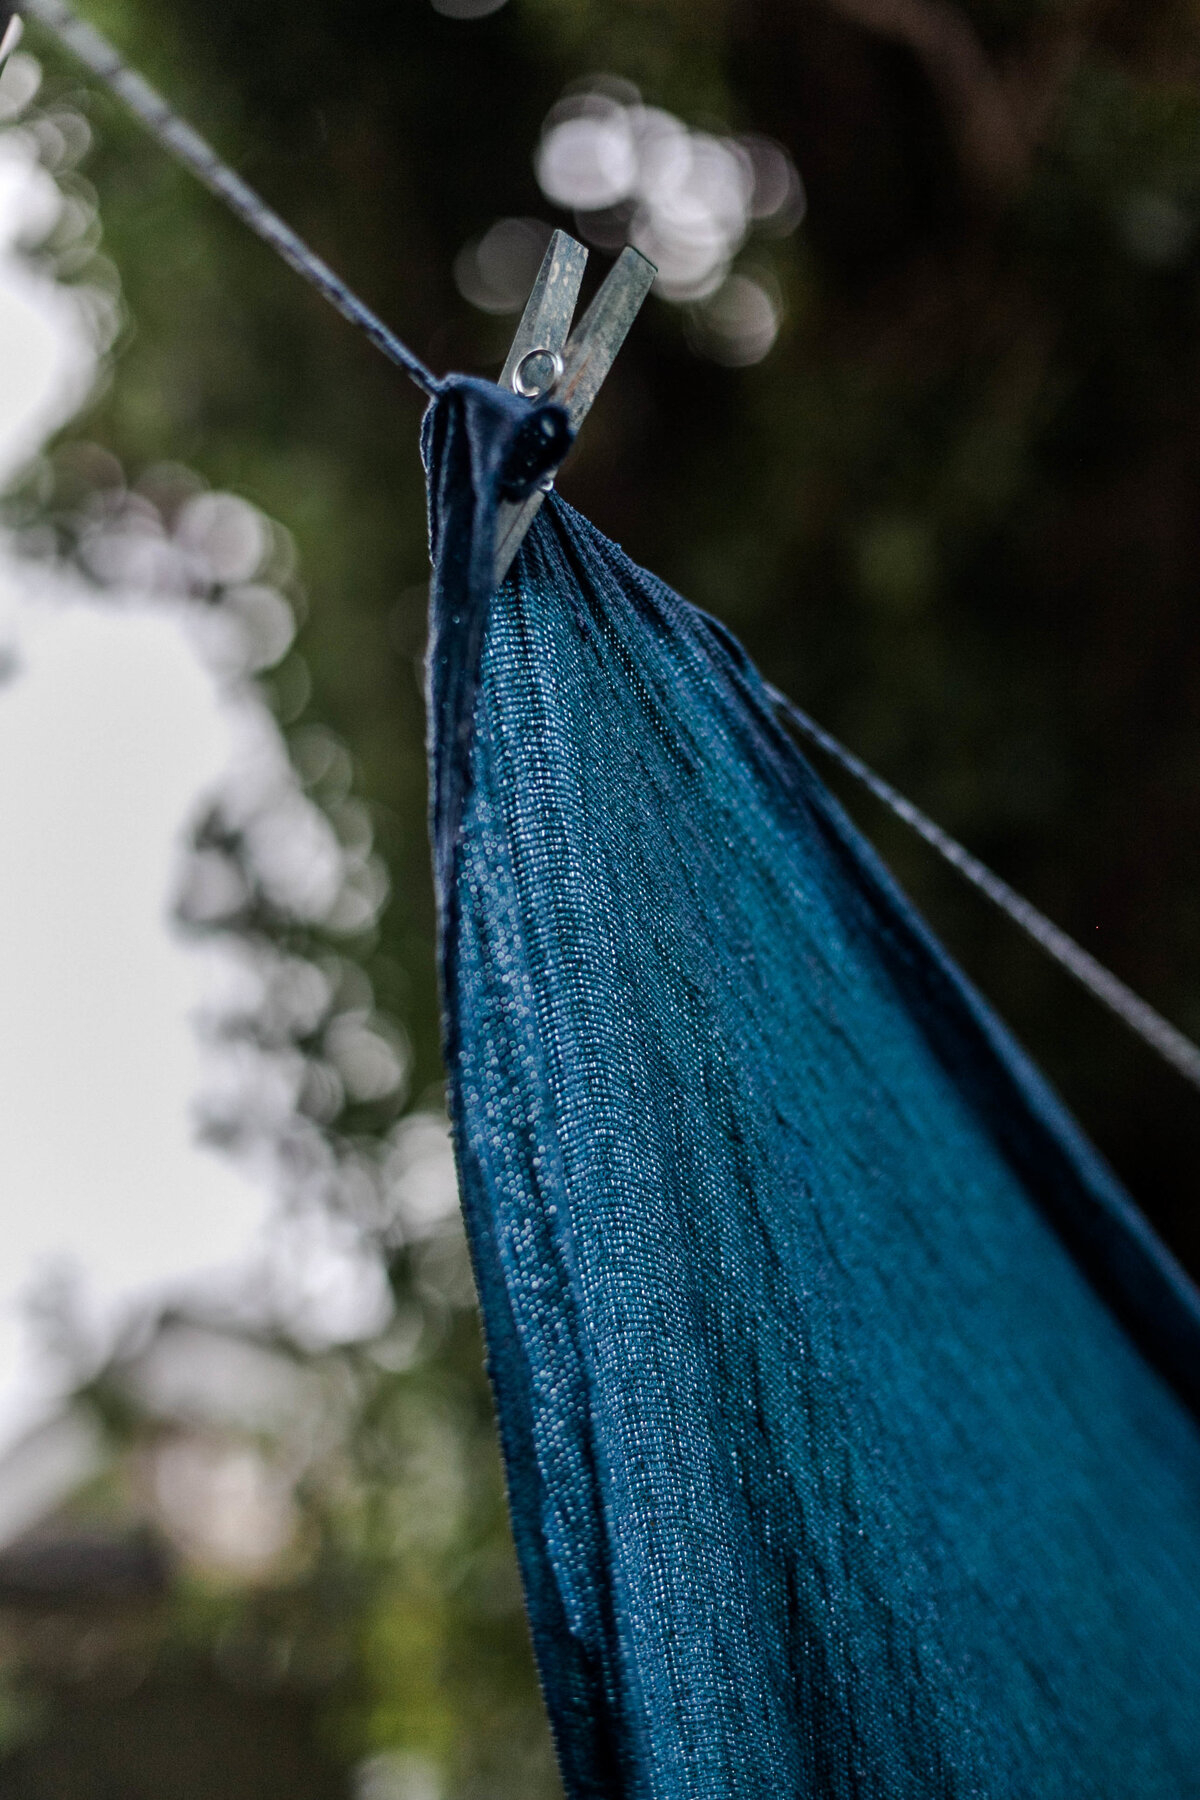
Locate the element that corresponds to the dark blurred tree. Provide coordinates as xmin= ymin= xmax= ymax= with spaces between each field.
xmin=4 ymin=0 xmax=1200 ymax=1791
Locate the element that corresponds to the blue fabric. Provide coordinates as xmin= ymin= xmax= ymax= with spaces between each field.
xmin=424 ymin=376 xmax=1200 ymax=1799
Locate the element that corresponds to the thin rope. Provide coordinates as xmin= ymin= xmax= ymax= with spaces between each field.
xmin=19 ymin=0 xmax=442 ymax=397
xmin=774 ymin=692 xmax=1200 ymax=1092
xmin=16 ymin=4 xmax=1200 ymax=1095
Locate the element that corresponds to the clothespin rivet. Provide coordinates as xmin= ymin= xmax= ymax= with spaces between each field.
xmin=513 ymin=347 xmax=564 ymax=400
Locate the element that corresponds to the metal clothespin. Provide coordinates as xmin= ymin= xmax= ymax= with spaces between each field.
xmin=494 ymin=230 xmax=655 ymax=585
xmin=0 ymin=9 xmax=22 ymax=70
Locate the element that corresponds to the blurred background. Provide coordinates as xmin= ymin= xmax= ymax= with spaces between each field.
xmin=0 ymin=0 xmax=1198 ymax=1793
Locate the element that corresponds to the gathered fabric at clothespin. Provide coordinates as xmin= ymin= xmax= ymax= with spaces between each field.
xmin=493 ymin=230 xmax=655 ymax=586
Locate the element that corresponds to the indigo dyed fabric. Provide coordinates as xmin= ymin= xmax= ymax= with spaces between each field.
xmin=424 ymin=376 xmax=1200 ymax=1799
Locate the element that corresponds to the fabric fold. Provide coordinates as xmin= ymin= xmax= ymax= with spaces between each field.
xmin=424 ymin=375 xmax=1200 ymax=1800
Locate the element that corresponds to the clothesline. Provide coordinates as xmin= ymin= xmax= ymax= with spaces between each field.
xmin=18 ymin=0 xmax=441 ymax=397
xmin=17 ymin=0 xmax=1200 ymax=1096
xmin=779 ymin=697 xmax=1200 ymax=1089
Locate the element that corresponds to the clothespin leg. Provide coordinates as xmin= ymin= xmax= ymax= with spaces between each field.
xmin=499 ymin=228 xmax=588 ymax=397
xmin=0 ymin=13 xmax=23 ymax=69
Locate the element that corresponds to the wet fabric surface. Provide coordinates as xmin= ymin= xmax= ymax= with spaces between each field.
xmin=425 ymin=376 xmax=1200 ymax=1800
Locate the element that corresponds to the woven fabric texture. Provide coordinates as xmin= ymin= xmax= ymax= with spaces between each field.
xmin=425 ymin=376 xmax=1200 ymax=1800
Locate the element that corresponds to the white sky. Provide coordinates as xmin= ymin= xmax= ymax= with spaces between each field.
xmin=0 ymin=135 xmax=279 ymax=1443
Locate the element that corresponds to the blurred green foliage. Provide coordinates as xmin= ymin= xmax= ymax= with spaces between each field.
xmin=4 ymin=0 xmax=1200 ymax=1792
